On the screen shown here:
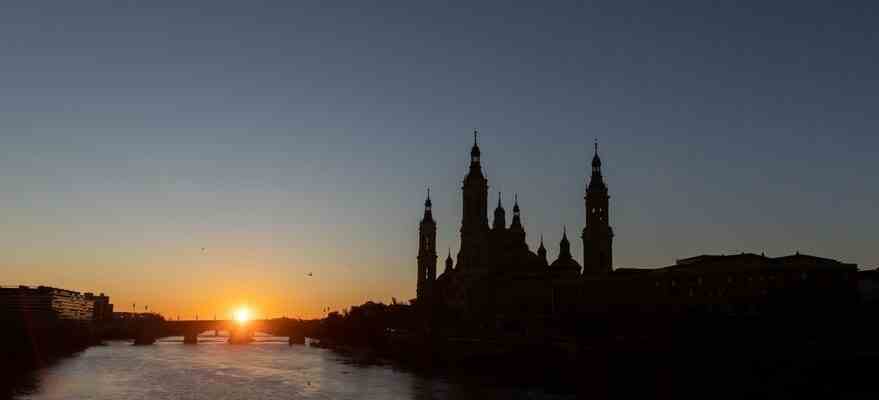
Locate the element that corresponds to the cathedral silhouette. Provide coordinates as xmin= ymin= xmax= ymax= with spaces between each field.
xmin=416 ymin=133 xmax=860 ymax=323
xmin=416 ymin=131 xmax=613 ymax=314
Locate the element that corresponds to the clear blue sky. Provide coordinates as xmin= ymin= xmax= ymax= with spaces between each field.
xmin=1 ymin=0 xmax=876 ymax=317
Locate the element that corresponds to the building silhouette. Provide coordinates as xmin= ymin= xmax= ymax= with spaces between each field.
xmin=0 ymin=286 xmax=102 ymax=321
xmin=416 ymin=189 xmax=437 ymax=301
xmin=416 ymin=132 xmax=612 ymax=315
xmin=582 ymin=141 xmax=613 ymax=274
xmin=415 ymin=133 xmax=859 ymax=325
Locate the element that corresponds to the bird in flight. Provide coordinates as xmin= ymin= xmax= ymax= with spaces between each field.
xmin=306 ymin=272 xmax=313 ymax=277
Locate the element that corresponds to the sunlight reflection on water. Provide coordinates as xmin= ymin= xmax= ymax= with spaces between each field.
xmin=13 ymin=337 xmax=572 ymax=400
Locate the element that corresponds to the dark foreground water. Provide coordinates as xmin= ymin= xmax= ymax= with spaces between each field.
xmin=6 ymin=336 xmax=572 ymax=400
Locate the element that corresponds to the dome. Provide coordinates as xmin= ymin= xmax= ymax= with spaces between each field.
xmin=550 ymin=256 xmax=581 ymax=272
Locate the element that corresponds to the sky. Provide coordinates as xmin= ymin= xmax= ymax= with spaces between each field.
xmin=1 ymin=0 xmax=877 ymax=319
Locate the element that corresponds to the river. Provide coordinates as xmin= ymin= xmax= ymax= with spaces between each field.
xmin=6 ymin=335 xmax=574 ymax=400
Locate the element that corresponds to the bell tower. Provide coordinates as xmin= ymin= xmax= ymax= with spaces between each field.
xmin=458 ymin=130 xmax=489 ymax=271
xmin=582 ymin=141 xmax=613 ymax=274
xmin=417 ymin=189 xmax=437 ymax=302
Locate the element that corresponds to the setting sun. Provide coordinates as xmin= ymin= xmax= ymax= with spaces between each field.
xmin=233 ymin=307 xmax=251 ymax=324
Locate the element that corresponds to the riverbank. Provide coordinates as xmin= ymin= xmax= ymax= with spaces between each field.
xmin=310 ymin=333 xmax=879 ymax=398
xmin=0 ymin=315 xmax=99 ymax=396
xmin=308 ymin=306 xmax=879 ymax=399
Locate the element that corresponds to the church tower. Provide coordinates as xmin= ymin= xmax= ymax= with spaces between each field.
xmin=458 ymin=130 xmax=489 ymax=271
xmin=417 ymin=189 xmax=437 ymax=302
xmin=582 ymin=141 xmax=613 ymax=274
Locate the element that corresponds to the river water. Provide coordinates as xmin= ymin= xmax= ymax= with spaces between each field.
xmin=8 ymin=336 xmax=573 ymax=400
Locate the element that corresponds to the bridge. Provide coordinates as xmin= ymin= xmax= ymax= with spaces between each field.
xmin=125 ymin=318 xmax=316 ymax=345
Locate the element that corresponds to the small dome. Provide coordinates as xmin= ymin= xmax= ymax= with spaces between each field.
xmin=550 ymin=256 xmax=581 ymax=272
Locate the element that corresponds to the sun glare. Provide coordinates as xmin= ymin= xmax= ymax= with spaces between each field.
xmin=233 ymin=307 xmax=251 ymax=324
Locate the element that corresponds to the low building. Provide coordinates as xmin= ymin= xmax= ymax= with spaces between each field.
xmin=578 ymin=253 xmax=859 ymax=316
xmin=858 ymin=267 xmax=879 ymax=305
xmin=0 ymin=286 xmax=96 ymax=320
xmin=84 ymin=292 xmax=114 ymax=322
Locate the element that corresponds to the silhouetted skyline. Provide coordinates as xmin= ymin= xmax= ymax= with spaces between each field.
xmin=1 ymin=0 xmax=877 ymax=318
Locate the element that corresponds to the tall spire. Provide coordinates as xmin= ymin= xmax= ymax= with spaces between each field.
xmin=417 ymin=187 xmax=437 ymax=303
xmin=425 ymin=187 xmax=432 ymax=209
xmin=513 ymin=193 xmax=520 ymax=215
xmin=460 ymin=130 xmax=489 ymax=271
xmin=509 ymin=193 xmax=524 ymax=234
xmin=493 ymin=191 xmax=506 ymax=230
xmin=583 ymin=139 xmax=613 ymax=274
xmin=589 ymin=139 xmax=606 ymax=191
xmin=422 ymin=187 xmax=434 ymax=222
xmin=470 ymin=129 xmax=481 ymax=164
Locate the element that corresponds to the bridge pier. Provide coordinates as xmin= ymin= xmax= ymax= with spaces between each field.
xmin=228 ymin=326 xmax=254 ymax=344
xmin=289 ymin=333 xmax=305 ymax=345
xmin=133 ymin=332 xmax=156 ymax=345
xmin=183 ymin=331 xmax=199 ymax=344
xmin=133 ymin=323 xmax=158 ymax=345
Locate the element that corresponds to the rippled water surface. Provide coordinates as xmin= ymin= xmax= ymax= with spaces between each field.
xmin=11 ymin=337 xmax=572 ymax=400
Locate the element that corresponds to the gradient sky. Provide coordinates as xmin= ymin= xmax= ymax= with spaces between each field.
xmin=1 ymin=0 xmax=877 ymax=319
